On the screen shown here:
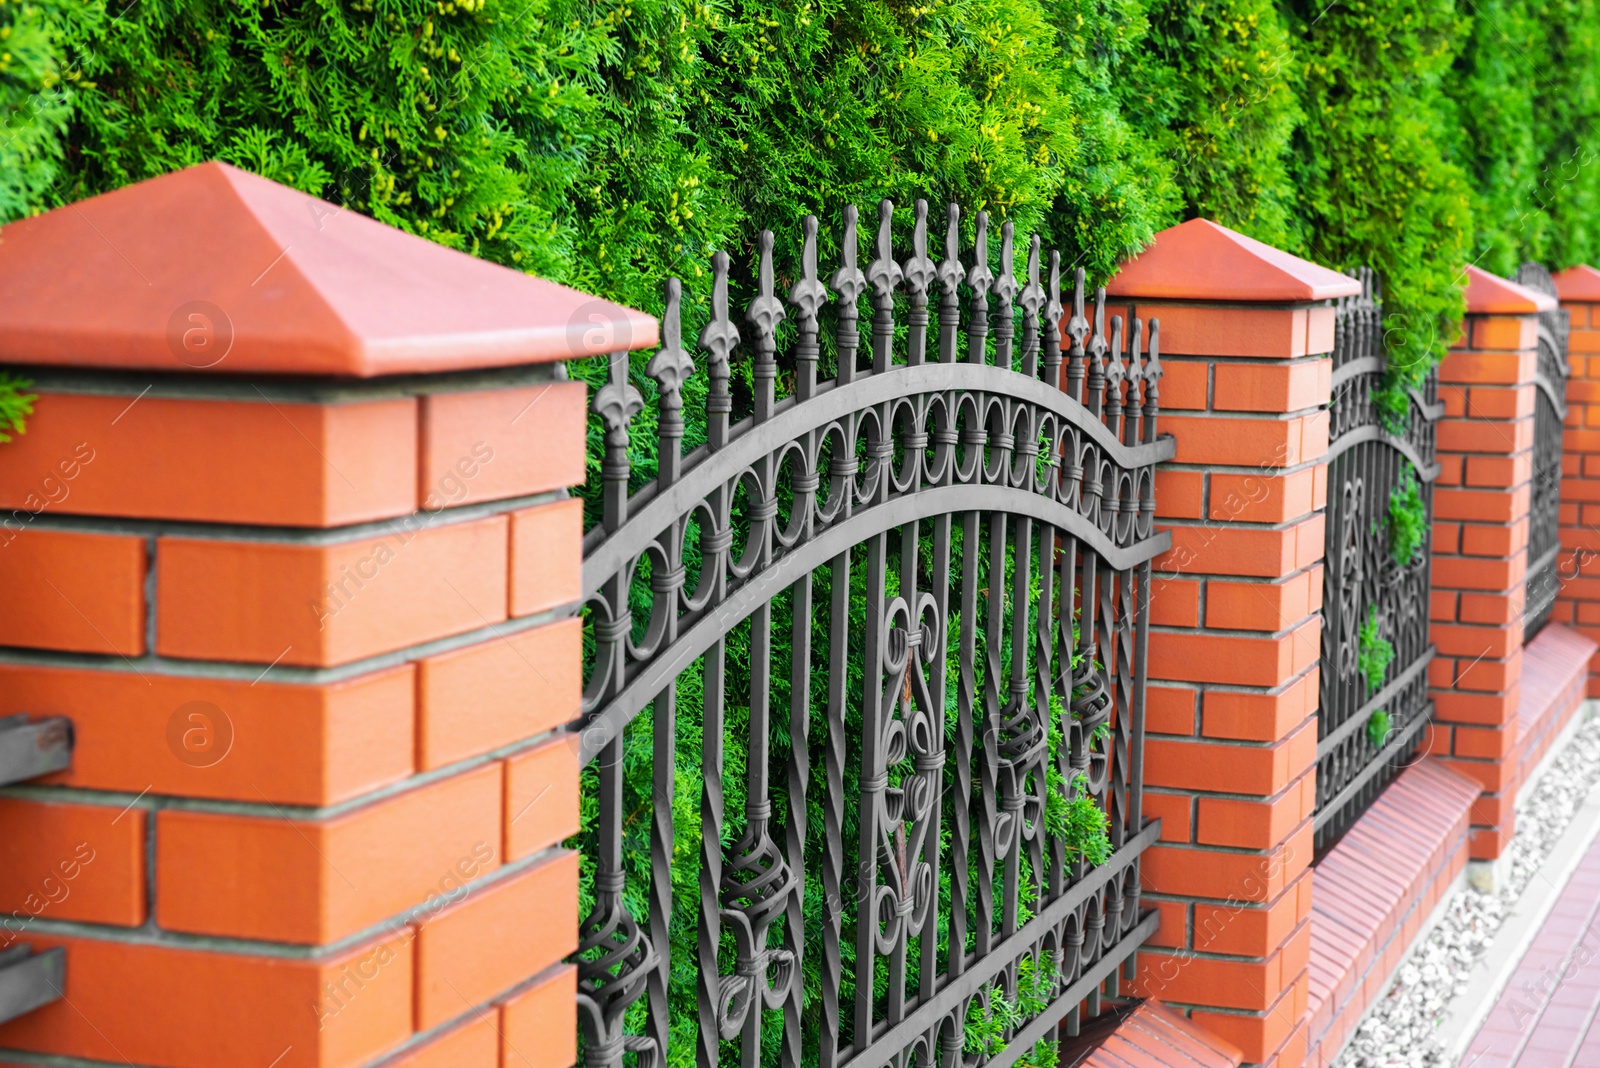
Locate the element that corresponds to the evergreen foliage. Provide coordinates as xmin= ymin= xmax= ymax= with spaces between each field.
xmin=1366 ymin=708 xmax=1392 ymax=748
xmin=1442 ymin=0 xmax=1550 ymax=274
xmin=1530 ymin=0 xmax=1600 ymax=268
xmin=7 ymin=0 xmax=1600 ymax=397
xmin=1123 ymin=0 xmax=1300 ymax=248
xmin=1358 ymin=605 xmax=1394 ymax=695
xmin=0 ymin=0 xmax=82 ymax=220
xmin=0 ymin=372 xmax=34 ymax=442
xmin=1387 ymin=471 xmax=1427 ymax=568
xmin=1286 ymin=0 xmax=1471 ymax=394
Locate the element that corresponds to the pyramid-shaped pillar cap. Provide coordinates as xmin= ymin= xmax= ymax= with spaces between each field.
xmin=1463 ymin=265 xmax=1557 ymax=314
xmin=0 ymin=162 xmax=657 ymax=377
xmin=1553 ymin=264 xmax=1600 ymax=303
xmin=1105 ymin=217 xmax=1362 ymax=303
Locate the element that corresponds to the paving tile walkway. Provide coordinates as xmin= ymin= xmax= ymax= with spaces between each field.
xmin=1461 ymin=826 xmax=1600 ymax=1067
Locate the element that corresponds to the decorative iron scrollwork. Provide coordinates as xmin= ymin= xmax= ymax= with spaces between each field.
xmin=576 ymin=200 xmax=1174 ymax=1068
xmin=1315 ymin=267 xmax=1440 ymax=855
xmin=1516 ymin=262 xmax=1569 ymax=639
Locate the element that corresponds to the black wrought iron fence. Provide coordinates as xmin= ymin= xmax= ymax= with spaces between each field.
xmin=574 ymin=202 xmax=1174 ymax=1068
xmin=1315 ymin=269 xmax=1441 ymax=856
xmin=1515 ymin=263 xmax=1569 ymax=641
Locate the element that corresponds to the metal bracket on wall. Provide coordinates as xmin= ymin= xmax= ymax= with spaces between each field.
xmin=0 ymin=714 xmax=72 ymax=787
xmin=0 ymin=946 xmax=65 ymax=1025
xmin=0 ymin=714 xmax=73 ymax=1023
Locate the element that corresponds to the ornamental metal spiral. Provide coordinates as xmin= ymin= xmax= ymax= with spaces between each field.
xmin=1315 ymin=268 xmax=1442 ymax=856
xmin=575 ymin=201 xmax=1174 ymax=1068
xmin=1515 ymin=262 xmax=1570 ymax=640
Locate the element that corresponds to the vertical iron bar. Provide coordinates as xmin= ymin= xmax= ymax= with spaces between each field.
xmin=819 ymin=545 xmax=851 ymax=1068
xmin=951 ymin=508 xmax=979 ymax=976
xmin=979 ymin=510 xmax=1007 ymax=950
xmin=855 ymin=533 xmax=890 ymax=1046
xmin=923 ymin=510 xmax=952 ymax=989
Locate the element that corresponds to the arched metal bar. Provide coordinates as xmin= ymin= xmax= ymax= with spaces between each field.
xmin=583 ymin=362 xmax=1176 ymax=582
xmin=1323 ymin=423 xmax=1442 ymax=481
xmin=578 ymin=483 xmax=1172 ymax=764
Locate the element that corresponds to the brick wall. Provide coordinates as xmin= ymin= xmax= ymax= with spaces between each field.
xmin=1107 ymin=218 xmax=1357 ymax=1068
xmin=1427 ymin=267 xmax=1548 ymax=860
xmin=1553 ymin=265 xmax=1600 ymax=690
xmin=0 ymin=163 xmax=644 ymax=1068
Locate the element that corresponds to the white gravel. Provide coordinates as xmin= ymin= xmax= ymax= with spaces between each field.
xmin=1331 ymin=714 xmax=1600 ymax=1068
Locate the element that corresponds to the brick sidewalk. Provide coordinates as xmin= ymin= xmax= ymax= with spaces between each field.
xmin=1462 ymin=825 xmax=1600 ymax=1065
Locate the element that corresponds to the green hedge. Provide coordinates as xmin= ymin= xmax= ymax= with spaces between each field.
xmin=9 ymin=0 xmax=1600 ymax=358
xmin=1123 ymin=0 xmax=1301 ymax=250
xmin=1288 ymin=0 xmax=1472 ymax=389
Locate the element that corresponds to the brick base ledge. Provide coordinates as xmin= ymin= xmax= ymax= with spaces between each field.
xmin=1302 ymin=758 xmax=1480 ymax=1068
xmin=1513 ymin=624 xmax=1597 ymax=798
xmin=1060 ymin=999 xmax=1244 ymax=1068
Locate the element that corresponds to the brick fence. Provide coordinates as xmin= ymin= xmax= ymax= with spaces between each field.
xmin=3 ymin=164 xmax=1599 ymax=1068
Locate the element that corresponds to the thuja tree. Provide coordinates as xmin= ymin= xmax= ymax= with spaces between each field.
xmin=1442 ymin=0 xmax=1549 ymax=275
xmin=569 ymin=0 xmax=1175 ymax=513
xmin=1122 ymin=0 xmax=1301 ymax=249
xmin=1287 ymin=0 xmax=1471 ymax=397
xmin=0 ymin=0 xmax=85 ymax=219
xmin=1531 ymin=0 xmax=1600 ymax=268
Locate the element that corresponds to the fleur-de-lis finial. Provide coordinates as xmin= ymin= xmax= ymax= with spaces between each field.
xmin=967 ymin=212 xmax=993 ymax=297
xmin=867 ymin=199 xmax=904 ymax=303
xmin=1019 ymin=235 xmax=1044 ymax=321
xmin=593 ymin=349 xmax=644 ymax=444
xmin=1067 ymin=267 xmax=1089 ymax=351
xmin=830 ymin=205 xmax=867 ymax=306
xmin=1046 ymin=252 xmax=1063 ymax=329
xmin=1145 ymin=319 xmax=1163 ymax=395
xmin=748 ymin=230 xmax=784 ymax=418
xmin=748 ymin=229 xmax=787 ymax=343
xmin=593 ymin=347 xmax=644 ymax=525
xmin=699 ymin=251 xmax=738 ymax=442
xmin=1128 ymin=315 xmax=1145 ymax=387
xmin=789 ymin=215 xmax=830 ymax=330
xmin=646 ymin=277 xmax=694 ymax=412
xmin=1088 ymin=287 xmax=1107 ymax=367
xmin=1106 ymin=316 xmax=1126 ymax=387
xmin=1041 ymin=249 xmax=1064 ymax=383
xmin=938 ymin=203 xmax=963 ymax=297
xmin=903 ymin=200 xmax=936 ymax=298
xmin=993 ymin=221 xmax=1018 ymax=307
xmin=699 ymin=250 xmax=741 ymax=377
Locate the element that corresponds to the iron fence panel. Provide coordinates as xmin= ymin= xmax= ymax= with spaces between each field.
xmin=576 ymin=202 xmax=1174 ymax=1068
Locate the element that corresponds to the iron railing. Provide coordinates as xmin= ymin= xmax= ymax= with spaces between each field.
xmin=1315 ymin=269 xmax=1441 ymax=856
xmin=575 ymin=202 xmax=1174 ymax=1068
xmin=1515 ymin=263 xmax=1569 ymax=640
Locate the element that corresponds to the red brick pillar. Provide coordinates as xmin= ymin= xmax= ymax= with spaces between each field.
xmin=1107 ymin=219 xmax=1354 ymax=1068
xmin=1553 ymin=265 xmax=1600 ymax=692
xmin=1428 ymin=267 xmax=1548 ymax=861
xmin=0 ymin=163 xmax=648 ymax=1068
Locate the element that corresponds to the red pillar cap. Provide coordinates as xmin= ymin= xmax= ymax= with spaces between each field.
xmin=0 ymin=162 xmax=657 ymax=378
xmin=1464 ymin=265 xmax=1557 ymax=315
xmin=1105 ymin=218 xmax=1361 ymax=303
xmin=1553 ymin=264 xmax=1600 ymax=303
